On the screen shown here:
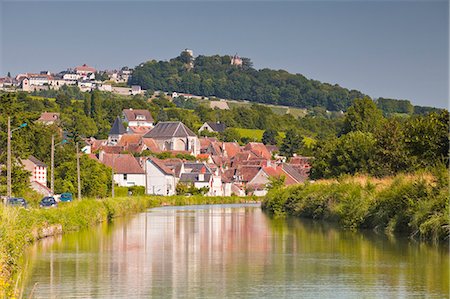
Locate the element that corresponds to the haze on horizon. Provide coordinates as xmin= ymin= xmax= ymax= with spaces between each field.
xmin=1 ymin=0 xmax=448 ymax=108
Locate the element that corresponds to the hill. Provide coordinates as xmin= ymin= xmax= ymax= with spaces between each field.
xmin=129 ymin=51 xmax=440 ymax=114
xmin=129 ymin=52 xmax=366 ymax=111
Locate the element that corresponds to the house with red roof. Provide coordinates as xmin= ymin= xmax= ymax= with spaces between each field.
xmin=75 ymin=64 xmax=96 ymax=80
xmin=122 ymin=108 xmax=154 ymax=129
xmin=37 ymin=112 xmax=60 ymax=125
xmin=100 ymin=153 xmax=145 ymax=187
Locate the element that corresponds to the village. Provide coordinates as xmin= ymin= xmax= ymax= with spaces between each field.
xmin=26 ymin=107 xmax=311 ymax=198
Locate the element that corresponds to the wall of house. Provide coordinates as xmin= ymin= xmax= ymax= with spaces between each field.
xmin=33 ymin=166 xmax=47 ymax=186
xmin=198 ymin=123 xmax=213 ymax=132
xmin=145 ymin=161 xmax=176 ymax=195
xmin=210 ymin=175 xmax=223 ymax=196
xmin=222 ymin=183 xmax=232 ymax=196
xmin=173 ymin=138 xmax=187 ymax=151
xmin=247 ymin=170 xmax=269 ymax=187
xmin=113 ymin=173 xmax=146 ymax=187
xmin=127 ymin=120 xmax=153 ymax=127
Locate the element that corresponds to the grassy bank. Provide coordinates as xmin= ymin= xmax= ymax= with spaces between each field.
xmin=0 ymin=195 xmax=254 ymax=297
xmin=262 ymin=167 xmax=449 ymax=243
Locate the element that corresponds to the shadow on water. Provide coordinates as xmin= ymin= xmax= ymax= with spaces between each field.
xmin=21 ymin=204 xmax=449 ymax=298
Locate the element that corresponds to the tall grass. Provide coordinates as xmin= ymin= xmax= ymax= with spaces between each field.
xmin=0 ymin=195 xmax=255 ymax=297
xmin=262 ymin=167 xmax=449 ymax=243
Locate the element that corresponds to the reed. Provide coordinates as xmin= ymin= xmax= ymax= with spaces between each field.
xmin=262 ymin=167 xmax=449 ymax=244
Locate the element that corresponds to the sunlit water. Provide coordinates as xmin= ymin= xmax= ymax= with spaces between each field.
xmin=22 ymin=203 xmax=449 ymax=298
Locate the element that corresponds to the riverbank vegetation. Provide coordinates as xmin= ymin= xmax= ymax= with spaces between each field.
xmin=262 ymin=167 xmax=449 ymax=244
xmin=0 ymin=195 xmax=254 ymax=297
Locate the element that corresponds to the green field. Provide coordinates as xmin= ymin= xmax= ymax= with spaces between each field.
xmin=235 ymin=128 xmax=285 ymax=142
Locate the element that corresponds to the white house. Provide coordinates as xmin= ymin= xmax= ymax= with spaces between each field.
xmin=145 ymin=158 xmax=177 ymax=195
xmin=122 ymin=108 xmax=154 ymax=128
xmin=22 ymin=156 xmax=47 ymax=186
xmin=100 ymin=153 xmax=146 ymax=187
xmin=178 ymin=162 xmax=223 ymax=196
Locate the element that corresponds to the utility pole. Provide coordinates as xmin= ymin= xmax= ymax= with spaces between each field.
xmin=144 ymin=158 xmax=148 ymax=196
xmin=51 ymin=134 xmax=55 ymax=195
xmin=7 ymin=117 xmax=11 ymax=198
xmin=76 ymin=142 xmax=81 ymax=200
xmin=111 ymin=155 xmax=115 ymax=198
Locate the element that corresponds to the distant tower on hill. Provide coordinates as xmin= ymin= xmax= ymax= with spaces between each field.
xmin=181 ymin=49 xmax=194 ymax=69
xmin=231 ymin=54 xmax=243 ymax=66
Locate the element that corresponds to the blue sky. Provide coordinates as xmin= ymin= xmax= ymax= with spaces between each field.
xmin=1 ymin=0 xmax=448 ymax=108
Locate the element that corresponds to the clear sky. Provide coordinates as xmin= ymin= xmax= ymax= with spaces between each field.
xmin=1 ymin=0 xmax=448 ymax=108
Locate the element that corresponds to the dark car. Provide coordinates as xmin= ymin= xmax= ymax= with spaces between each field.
xmin=6 ymin=197 xmax=28 ymax=208
xmin=60 ymin=193 xmax=73 ymax=202
xmin=40 ymin=196 xmax=57 ymax=208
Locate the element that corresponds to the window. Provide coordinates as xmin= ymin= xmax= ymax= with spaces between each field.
xmin=123 ymin=174 xmax=127 ymax=180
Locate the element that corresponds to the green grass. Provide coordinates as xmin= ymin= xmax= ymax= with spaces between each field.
xmin=235 ymin=128 xmax=285 ymax=142
xmin=28 ymin=96 xmax=55 ymax=102
xmin=0 ymin=195 xmax=256 ymax=297
xmin=262 ymin=168 xmax=449 ymax=244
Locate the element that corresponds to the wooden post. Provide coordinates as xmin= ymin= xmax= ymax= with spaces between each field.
xmin=111 ymin=155 xmax=115 ymax=198
xmin=76 ymin=142 xmax=81 ymax=200
xmin=51 ymin=134 xmax=55 ymax=195
xmin=7 ymin=116 xmax=11 ymax=198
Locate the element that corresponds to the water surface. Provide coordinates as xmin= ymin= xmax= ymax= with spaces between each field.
xmin=23 ymin=203 xmax=449 ymax=298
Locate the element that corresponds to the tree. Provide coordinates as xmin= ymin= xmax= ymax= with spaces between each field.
xmin=54 ymin=155 xmax=111 ymax=197
xmin=157 ymin=108 xmax=168 ymax=122
xmin=262 ymin=129 xmax=278 ymax=145
xmin=371 ymin=119 xmax=412 ymax=176
xmin=311 ymin=132 xmax=376 ymax=178
xmin=280 ymin=129 xmax=301 ymax=157
xmin=404 ymin=110 xmax=449 ymax=167
xmin=267 ymin=175 xmax=285 ymax=190
xmin=220 ymin=128 xmax=241 ymax=142
xmin=56 ymin=92 xmax=71 ymax=109
xmin=83 ymin=93 xmax=91 ymax=116
xmin=342 ymin=97 xmax=384 ymax=134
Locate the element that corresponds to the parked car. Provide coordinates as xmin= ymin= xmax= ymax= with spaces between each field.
xmin=60 ymin=193 xmax=73 ymax=202
xmin=39 ymin=196 xmax=57 ymax=208
xmin=6 ymin=197 xmax=28 ymax=208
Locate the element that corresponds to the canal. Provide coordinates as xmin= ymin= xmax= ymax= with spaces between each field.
xmin=22 ymin=203 xmax=449 ymax=298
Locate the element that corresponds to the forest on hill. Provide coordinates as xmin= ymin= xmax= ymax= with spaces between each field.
xmin=129 ymin=51 xmax=439 ymax=114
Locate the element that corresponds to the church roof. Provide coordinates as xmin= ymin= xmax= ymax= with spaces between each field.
xmin=109 ymin=117 xmax=126 ymax=135
xmin=144 ymin=121 xmax=196 ymax=138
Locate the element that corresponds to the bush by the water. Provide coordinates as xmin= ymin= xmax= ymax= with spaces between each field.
xmin=262 ymin=167 xmax=449 ymax=243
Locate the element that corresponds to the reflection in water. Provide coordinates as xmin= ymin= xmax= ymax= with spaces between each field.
xmin=23 ymin=203 xmax=449 ymax=298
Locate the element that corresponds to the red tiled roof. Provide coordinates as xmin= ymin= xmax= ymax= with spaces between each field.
xmin=101 ymin=146 xmax=124 ymax=154
xmin=223 ymin=142 xmax=241 ymax=158
xmin=117 ymin=134 xmax=142 ymax=146
xmin=75 ymin=64 xmax=96 ymax=73
xmin=101 ymin=154 xmax=144 ymax=174
xmin=37 ymin=112 xmax=60 ymax=122
xmin=123 ymin=109 xmax=154 ymax=123
xmin=128 ymin=126 xmax=152 ymax=135
xmin=142 ymin=138 xmax=160 ymax=153
xmin=148 ymin=157 xmax=174 ymax=175
xmin=244 ymin=143 xmax=271 ymax=160
xmin=262 ymin=166 xmax=297 ymax=185
xmin=236 ymin=166 xmax=262 ymax=182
